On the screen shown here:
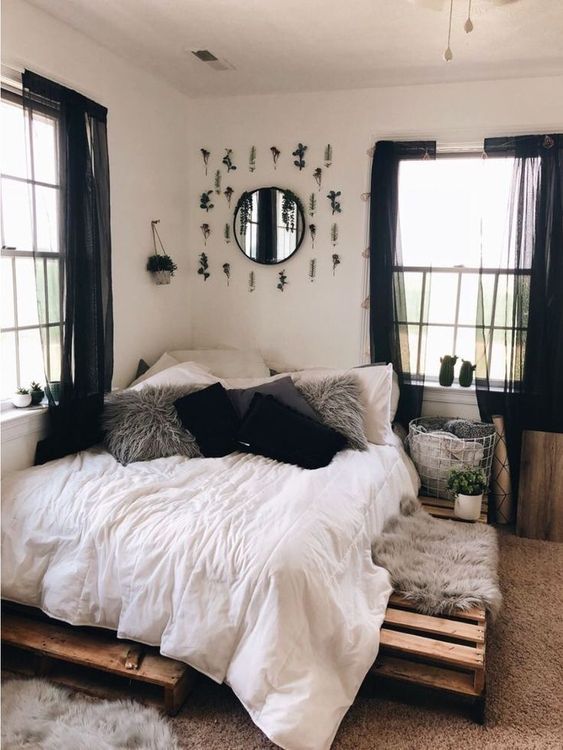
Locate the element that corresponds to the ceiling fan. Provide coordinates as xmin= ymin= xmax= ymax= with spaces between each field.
xmin=407 ymin=0 xmax=521 ymax=61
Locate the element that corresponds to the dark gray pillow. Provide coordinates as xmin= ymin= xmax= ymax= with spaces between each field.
xmin=295 ymin=374 xmax=368 ymax=451
xmin=102 ymin=385 xmax=200 ymax=465
xmin=227 ymin=376 xmax=319 ymax=420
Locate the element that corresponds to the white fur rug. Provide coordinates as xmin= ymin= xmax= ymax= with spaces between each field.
xmin=1 ymin=679 xmax=178 ymax=749
xmin=372 ymin=497 xmax=502 ymax=618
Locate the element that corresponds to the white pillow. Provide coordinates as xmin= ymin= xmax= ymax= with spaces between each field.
xmin=129 ymin=353 xmax=179 ymax=387
xmin=130 ymin=361 xmax=218 ymax=391
xmin=291 ymin=364 xmax=394 ymax=446
xmin=168 ymin=349 xmax=269 ymax=379
xmin=390 ymin=370 xmax=400 ymax=422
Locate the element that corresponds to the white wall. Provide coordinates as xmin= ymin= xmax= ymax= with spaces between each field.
xmin=188 ymin=77 xmax=563 ymax=378
xmin=2 ymin=0 xmax=193 ymax=389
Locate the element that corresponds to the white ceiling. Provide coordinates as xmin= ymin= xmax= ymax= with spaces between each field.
xmin=26 ymin=0 xmax=563 ymax=97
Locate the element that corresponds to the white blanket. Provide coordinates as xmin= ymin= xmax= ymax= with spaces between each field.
xmin=2 ymin=442 xmax=417 ymax=750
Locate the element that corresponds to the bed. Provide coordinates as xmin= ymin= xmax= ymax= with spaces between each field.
xmin=2 ymin=353 xmax=419 ymax=750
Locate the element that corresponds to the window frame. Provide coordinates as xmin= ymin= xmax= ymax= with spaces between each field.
xmin=395 ymin=151 xmax=529 ymax=388
xmin=1 ymin=88 xmax=64 ymax=396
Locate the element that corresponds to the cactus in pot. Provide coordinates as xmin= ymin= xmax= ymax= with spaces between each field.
xmin=459 ymin=360 xmax=476 ymax=387
xmin=439 ymin=355 xmax=458 ymax=387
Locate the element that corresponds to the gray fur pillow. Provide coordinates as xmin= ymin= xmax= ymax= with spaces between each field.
xmin=102 ymin=385 xmax=200 ymax=465
xmin=295 ymin=374 xmax=368 ymax=451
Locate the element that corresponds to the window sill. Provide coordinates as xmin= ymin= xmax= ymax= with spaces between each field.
xmin=423 ymin=384 xmax=477 ymax=405
xmin=1 ymin=404 xmax=49 ymax=442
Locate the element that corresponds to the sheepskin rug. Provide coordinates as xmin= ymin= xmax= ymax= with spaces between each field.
xmin=372 ymin=497 xmax=502 ymax=618
xmin=1 ymin=679 xmax=178 ymax=750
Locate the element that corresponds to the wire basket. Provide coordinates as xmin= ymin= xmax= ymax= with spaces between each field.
xmin=408 ymin=417 xmax=496 ymax=499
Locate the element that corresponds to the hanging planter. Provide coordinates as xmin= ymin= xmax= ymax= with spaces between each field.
xmin=147 ymin=219 xmax=177 ymax=284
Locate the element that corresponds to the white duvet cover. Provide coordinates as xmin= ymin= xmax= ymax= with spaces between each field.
xmin=2 ymin=441 xmax=417 ymax=750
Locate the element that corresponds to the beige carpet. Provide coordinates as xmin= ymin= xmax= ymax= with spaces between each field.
xmin=170 ymin=531 xmax=563 ymax=749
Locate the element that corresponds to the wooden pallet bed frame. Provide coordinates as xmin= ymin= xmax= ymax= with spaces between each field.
xmin=2 ymin=592 xmax=487 ymax=722
xmin=371 ymin=593 xmax=487 ymax=722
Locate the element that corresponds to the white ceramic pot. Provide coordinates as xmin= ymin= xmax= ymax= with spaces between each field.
xmin=454 ymin=493 xmax=483 ymax=521
xmin=153 ymin=270 xmax=171 ymax=285
xmin=12 ymin=393 xmax=32 ymax=408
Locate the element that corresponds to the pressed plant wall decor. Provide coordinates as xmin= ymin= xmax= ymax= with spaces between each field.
xmin=200 ymin=148 xmax=210 ymax=175
xmin=198 ymin=252 xmax=210 ymax=281
xmin=313 ymin=167 xmax=322 ymax=190
xmin=224 ymin=223 xmax=231 ymax=244
xmin=223 ymin=262 xmax=231 ymax=286
xmin=270 ymin=146 xmax=281 ymax=169
xmin=327 ymin=190 xmax=342 ymax=215
xmin=249 ymin=145 xmax=256 ymax=172
xmin=222 ymin=148 xmax=237 ymax=172
xmin=309 ymin=224 xmax=316 ymax=248
xmin=277 ymin=268 xmax=288 ymax=291
xmin=324 ymin=144 xmax=333 ymax=168
xmin=309 ymin=258 xmax=317 ymax=283
xmin=330 ymin=223 xmax=339 ymax=246
xmin=308 ymin=193 xmax=317 ymax=217
xmin=214 ymin=170 xmax=222 ymax=195
xmin=200 ymin=191 xmax=214 ymax=211
xmin=146 ymin=219 xmax=177 ymax=285
xmin=224 ymin=186 xmax=234 ymax=206
xmin=332 ymin=253 xmax=341 ymax=276
xmin=200 ymin=223 xmax=211 ymax=245
xmin=292 ymin=143 xmax=307 ymax=171
xmin=249 ymin=270 xmax=256 ymax=292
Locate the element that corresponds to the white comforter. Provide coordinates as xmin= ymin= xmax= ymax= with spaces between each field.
xmin=2 ymin=442 xmax=417 ymax=750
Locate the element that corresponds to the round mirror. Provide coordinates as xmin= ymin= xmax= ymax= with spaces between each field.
xmin=233 ymin=187 xmax=305 ymax=264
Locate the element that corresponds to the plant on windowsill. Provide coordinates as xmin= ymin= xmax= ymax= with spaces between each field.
xmin=147 ymin=219 xmax=177 ymax=285
xmin=447 ymin=467 xmax=488 ymax=522
xmin=30 ymin=381 xmax=45 ymax=405
xmin=12 ymin=387 xmax=32 ymax=409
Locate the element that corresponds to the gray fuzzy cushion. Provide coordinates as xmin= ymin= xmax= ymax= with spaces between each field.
xmin=295 ymin=374 xmax=368 ymax=451
xmin=102 ymin=385 xmax=200 ymax=465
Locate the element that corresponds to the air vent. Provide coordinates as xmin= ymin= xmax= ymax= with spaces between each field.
xmin=190 ymin=50 xmax=236 ymax=71
xmin=192 ymin=49 xmax=218 ymax=62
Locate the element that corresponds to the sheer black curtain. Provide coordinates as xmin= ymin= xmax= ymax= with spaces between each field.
xmin=369 ymin=140 xmax=436 ymax=426
xmin=23 ymin=71 xmax=113 ymax=463
xmin=476 ymin=134 xmax=563 ymax=494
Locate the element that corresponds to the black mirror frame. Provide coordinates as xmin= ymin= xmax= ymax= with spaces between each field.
xmin=232 ymin=187 xmax=306 ymax=265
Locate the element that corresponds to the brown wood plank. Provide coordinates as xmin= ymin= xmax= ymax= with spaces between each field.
xmin=387 ymin=594 xmax=486 ymax=624
xmin=421 ymin=503 xmax=487 ymax=524
xmin=384 ymin=607 xmax=485 ymax=644
xmin=2 ymin=613 xmax=188 ymax=688
xmin=380 ymin=627 xmax=484 ymax=669
xmin=419 ymin=495 xmax=488 ymax=510
xmin=372 ymin=654 xmax=481 ymax=697
xmin=517 ymin=430 xmax=563 ymax=542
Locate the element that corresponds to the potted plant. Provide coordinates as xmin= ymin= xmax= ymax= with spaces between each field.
xmin=447 ymin=467 xmax=488 ymax=521
xmin=12 ymin=387 xmax=32 ymax=408
xmin=146 ymin=254 xmax=177 ymax=284
xmin=30 ymin=381 xmax=45 ymax=405
xmin=147 ymin=219 xmax=177 ymax=284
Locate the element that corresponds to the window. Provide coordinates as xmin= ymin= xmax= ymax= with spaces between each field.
xmin=1 ymin=90 xmax=62 ymax=399
xmin=396 ymin=154 xmax=529 ymax=385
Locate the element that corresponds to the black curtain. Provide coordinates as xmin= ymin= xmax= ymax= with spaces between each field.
xmin=23 ymin=71 xmax=113 ymax=463
xmin=476 ymin=134 xmax=563 ymax=496
xmin=369 ymin=140 xmax=436 ymax=426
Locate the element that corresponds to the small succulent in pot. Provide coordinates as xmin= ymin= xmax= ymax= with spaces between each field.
xmin=459 ymin=359 xmax=476 ymax=387
xmin=146 ymin=253 xmax=177 ymax=284
xmin=439 ymin=354 xmax=458 ymax=386
xmin=30 ymin=381 xmax=45 ymax=405
xmin=12 ymin=387 xmax=32 ymax=408
xmin=448 ymin=467 xmax=488 ymax=521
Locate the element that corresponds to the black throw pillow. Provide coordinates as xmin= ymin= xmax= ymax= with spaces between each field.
xmin=238 ymin=393 xmax=346 ymax=470
xmin=174 ymin=383 xmax=240 ymax=457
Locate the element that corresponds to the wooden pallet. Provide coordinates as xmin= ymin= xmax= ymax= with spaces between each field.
xmin=371 ymin=593 xmax=487 ymax=722
xmin=1 ymin=609 xmax=196 ymax=715
xmin=420 ymin=494 xmax=488 ymax=524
